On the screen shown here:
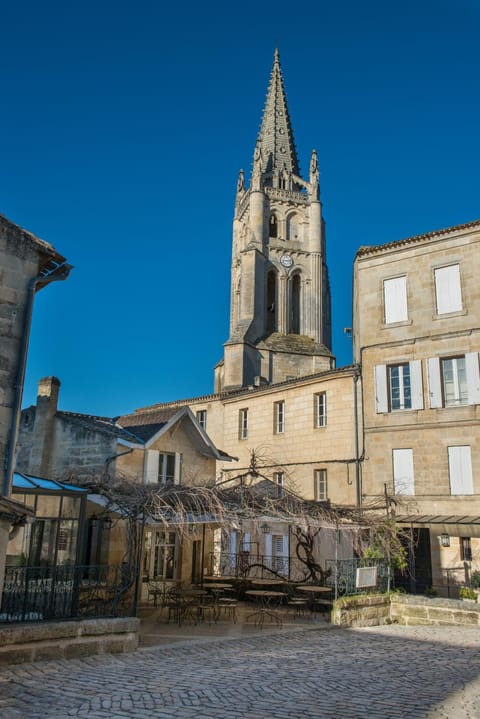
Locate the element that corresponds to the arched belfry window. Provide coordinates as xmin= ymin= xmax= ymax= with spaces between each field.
xmin=269 ymin=214 xmax=278 ymax=238
xmin=290 ymin=273 xmax=301 ymax=334
xmin=287 ymin=213 xmax=301 ymax=242
xmin=266 ymin=269 xmax=277 ymax=334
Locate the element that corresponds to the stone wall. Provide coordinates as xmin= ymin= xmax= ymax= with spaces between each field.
xmin=0 ymin=617 xmax=139 ymax=665
xmin=331 ymin=594 xmax=391 ymax=627
xmin=331 ymin=593 xmax=480 ymax=628
xmin=390 ymin=593 xmax=480 ymax=626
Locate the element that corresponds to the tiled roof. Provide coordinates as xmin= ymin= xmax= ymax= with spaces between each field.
xmin=57 ymin=411 xmax=143 ymax=443
xmin=356 ymin=218 xmax=480 ymax=258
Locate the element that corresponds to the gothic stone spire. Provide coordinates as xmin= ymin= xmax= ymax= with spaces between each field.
xmin=256 ymin=48 xmax=300 ymax=179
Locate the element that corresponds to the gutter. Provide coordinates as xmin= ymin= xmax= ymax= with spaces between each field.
xmin=3 ymin=261 xmax=72 ymax=497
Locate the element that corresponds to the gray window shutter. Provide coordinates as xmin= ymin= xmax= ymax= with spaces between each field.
xmin=144 ymin=449 xmax=159 ymax=484
xmin=264 ymin=533 xmax=272 ymax=567
xmin=174 ymin=452 xmax=182 ymax=485
xmin=410 ymin=360 xmax=424 ymax=410
xmin=230 ymin=531 xmax=237 ymax=556
xmin=374 ymin=365 xmax=388 ymax=413
xmin=465 ymin=352 xmax=480 ymax=405
xmin=448 ymin=446 xmax=473 ymax=495
xmin=427 ymin=357 xmax=442 ymax=408
xmin=392 ymin=449 xmax=414 ymax=495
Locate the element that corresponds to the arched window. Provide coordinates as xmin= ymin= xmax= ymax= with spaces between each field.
xmin=266 ymin=269 xmax=277 ymax=334
xmin=290 ymin=273 xmax=301 ymax=334
xmin=269 ymin=214 xmax=278 ymax=238
xmin=287 ymin=213 xmax=301 ymax=241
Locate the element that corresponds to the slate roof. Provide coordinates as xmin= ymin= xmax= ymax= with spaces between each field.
xmin=57 ymin=411 xmax=143 ymax=444
xmin=118 ymin=407 xmax=181 ymax=443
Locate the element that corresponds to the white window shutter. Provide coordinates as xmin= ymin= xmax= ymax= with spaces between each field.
xmin=264 ymin=533 xmax=272 ymax=566
xmin=392 ymin=449 xmax=414 ymax=495
xmin=384 ymin=276 xmax=407 ymax=324
xmin=427 ymin=358 xmax=442 ymax=408
xmin=230 ymin=531 xmax=237 ymax=556
xmin=375 ymin=365 xmax=388 ymax=413
xmin=144 ymin=449 xmax=159 ymax=484
xmin=242 ymin=532 xmax=251 ymax=550
xmin=448 ymin=446 xmax=473 ymax=495
xmin=174 ymin=452 xmax=182 ymax=485
xmin=410 ymin=360 xmax=424 ymax=410
xmin=465 ymin=352 xmax=480 ymax=405
xmin=435 ymin=265 xmax=462 ymax=314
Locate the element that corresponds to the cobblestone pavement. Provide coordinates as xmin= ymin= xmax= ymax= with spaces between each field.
xmin=2 ymin=624 xmax=480 ymax=719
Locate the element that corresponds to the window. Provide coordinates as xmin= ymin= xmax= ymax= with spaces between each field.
xmin=427 ymin=353 xmax=480 ymax=408
xmin=460 ymin=537 xmax=472 ymax=562
xmin=274 ymin=471 xmax=284 ymax=497
xmin=269 ymin=214 xmax=278 ymax=238
xmin=383 ymin=276 xmax=408 ymax=324
xmin=144 ymin=530 xmax=176 ymax=580
xmin=374 ymin=361 xmax=423 ymax=413
xmin=289 ymin=274 xmax=301 ymax=334
xmin=159 ymin=453 xmax=176 ymax=483
xmin=274 ymin=401 xmax=285 ymax=434
xmin=144 ymin=450 xmax=181 ymax=485
xmin=314 ymin=469 xmax=328 ymax=501
xmin=441 ymin=357 xmax=468 ymax=407
xmin=314 ymin=392 xmax=327 ymax=427
xmin=434 ymin=264 xmax=462 ymax=315
xmin=196 ymin=410 xmax=207 ymax=430
xmin=239 ymin=408 xmax=248 ymax=440
xmin=448 ymin=446 xmax=473 ymax=495
xmin=389 ymin=364 xmax=411 ymax=410
xmin=392 ymin=449 xmax=414 ymax=495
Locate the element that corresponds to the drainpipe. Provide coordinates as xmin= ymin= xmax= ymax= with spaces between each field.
xmin=353 ymin=365 xmax=362 ymax=508
xmin=3 ymin=262 xmax=72 ymax=497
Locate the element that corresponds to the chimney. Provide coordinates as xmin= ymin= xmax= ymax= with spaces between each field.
xmin=37 ymin=376 xmax=61 ymax=417
xmin=31 ymin=377 xmax=61 ymax=478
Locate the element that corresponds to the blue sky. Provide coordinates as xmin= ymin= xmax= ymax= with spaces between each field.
xmin=1 ymin=0 xmax=479 ymax=417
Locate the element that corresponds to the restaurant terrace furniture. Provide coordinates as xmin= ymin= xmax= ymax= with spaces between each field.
xmin=245 ymin=590 xmax=286 ymax=628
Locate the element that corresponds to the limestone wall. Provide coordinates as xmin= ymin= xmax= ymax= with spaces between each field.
xmin=0 ymin=617 xmax=139 ymax=665
xmin=331 ymin=593 xmax=480 ymax=628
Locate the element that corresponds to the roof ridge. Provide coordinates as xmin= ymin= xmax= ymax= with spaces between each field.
xmin=356 ymin=218 xmax=480 ymax=258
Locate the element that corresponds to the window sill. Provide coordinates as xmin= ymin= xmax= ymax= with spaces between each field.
xmin=381 ymin=319 xmax=413 ymax=329
xmin=432 ymin=309 xmax=467 ymax=321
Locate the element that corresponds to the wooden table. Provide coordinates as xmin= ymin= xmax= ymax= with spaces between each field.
xmin=296 ymin=585 xmax=332 ymax=612
xmin=250 ymin=579 xmax=286 ymax=586
xmin=245 ymin=590 xmax=286 ymax=627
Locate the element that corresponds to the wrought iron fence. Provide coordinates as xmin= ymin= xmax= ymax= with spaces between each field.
xmin=208 ymin=552 xmax=390 ymax=596
xmin=324 ymin=557 xmax=390 ymax=598
xmin=0 ymin=564 xmax=136 ymax=623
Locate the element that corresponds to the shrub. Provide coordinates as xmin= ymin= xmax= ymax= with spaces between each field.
xmin=470 ymin=571 xmax=480 ymax=589
xmin=459 ymin=587 xmax=477 ymax=601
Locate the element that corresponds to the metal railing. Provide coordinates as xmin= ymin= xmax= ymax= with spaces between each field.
xmin=208 ymin=552 xmax=389 ymax=597
xmin=0 ymin=564 xmax=136 ymax=623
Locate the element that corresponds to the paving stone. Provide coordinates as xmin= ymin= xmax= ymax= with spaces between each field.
xmin=1 ymin=625 xmax=480 ymax=717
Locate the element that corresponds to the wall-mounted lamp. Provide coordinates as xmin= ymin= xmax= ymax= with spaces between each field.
xmin=260 ymin=522 xmax=270 ymax=534
xmin=440 ymin=533 xmax=450 ymax=548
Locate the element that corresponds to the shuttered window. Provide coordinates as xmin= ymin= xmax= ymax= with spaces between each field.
xmin=427 ymin=353 xmax=480 ymax=408
xmin=375 ymin=360 xmax=423 ymax=412
xmin=392 ymin=449 xmax=415 ymax=495
xmin=434 ymin=264 xmax=462 ymax=315
xmin=383 ymin=276 xmax=408 ymax=324
xmin=448 ymin=446 xmax=473 ymax=495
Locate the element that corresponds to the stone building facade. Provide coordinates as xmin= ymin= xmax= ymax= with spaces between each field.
xmin=0 ymin=213 xmax=71 ymax=603
xmin=353 ymin=219 xmax=480 ymax=594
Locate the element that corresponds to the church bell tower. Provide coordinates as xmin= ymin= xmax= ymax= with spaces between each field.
xmin=215 ymin=50 xmax=333 ymax=392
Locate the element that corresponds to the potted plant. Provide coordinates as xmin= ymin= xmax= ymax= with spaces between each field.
xmin=459 ymin=586 xmax=477 ymax=602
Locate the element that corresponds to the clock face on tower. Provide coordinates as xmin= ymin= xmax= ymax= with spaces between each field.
xmin=280 ymin=253 xmax=293 ymax=268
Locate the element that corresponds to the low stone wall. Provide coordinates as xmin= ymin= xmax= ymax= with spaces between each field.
xmin=331 ymin=594 xmax=391 ymax=627
xmin=391 ymin=593 xmax=480 ymax=626
xmin=331 ymin=593 xmax=480 ymax=628
xmin=0 ymin=617 xmax=139 ymax=665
